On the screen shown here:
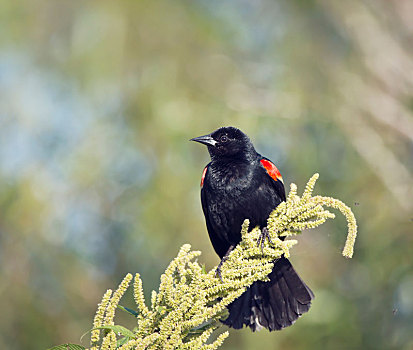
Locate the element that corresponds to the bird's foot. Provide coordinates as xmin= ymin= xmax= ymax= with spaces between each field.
xmin=214 ymin=244 xmax=235 ymax=283
xmin=214 ymin=259 xmax=225 ymax=283
xmin=257 ymin=227 xmax=274 ymax=253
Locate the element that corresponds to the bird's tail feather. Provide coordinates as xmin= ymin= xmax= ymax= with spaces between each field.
xmin=222 ymin=257 xmax=314 ymax=331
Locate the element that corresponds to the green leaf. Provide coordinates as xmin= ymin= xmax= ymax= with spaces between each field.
xmin=187 ymin=318 xmax=219 ymax=336
xmin=117 ymin=336 xmax=131 ymax=347
xmin=118 ymin=304 xmax=140 ymax=317
xmin=47 ymin=344 xmax=85 ymax=350
xmin=94 ymin=325 xmax=135 ymax=338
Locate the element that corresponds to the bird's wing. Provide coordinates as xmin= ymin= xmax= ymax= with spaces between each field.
xmin=259 ymin=156 xmax=286 ymax=202
xmin=200 ymin=165 xmax=229 ymax=258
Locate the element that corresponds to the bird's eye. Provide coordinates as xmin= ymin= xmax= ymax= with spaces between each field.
xmin=220 ymin=135 xmax=228 ymax=143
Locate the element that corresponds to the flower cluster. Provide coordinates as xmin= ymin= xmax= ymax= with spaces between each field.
xmin=267 ymin=173 xmax=357 ymax=258
xmin=50 ymin=174 xmax=357 ymax=350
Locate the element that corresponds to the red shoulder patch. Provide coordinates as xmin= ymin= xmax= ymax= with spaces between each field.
xmin=260 ymin=159 xmax=283 ymax=183
xmin=200 ymin=166 xmax=208 ymax=188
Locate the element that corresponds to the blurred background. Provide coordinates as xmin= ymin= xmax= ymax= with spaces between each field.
xmin=0 ymin=0 xmax=412 ymax=349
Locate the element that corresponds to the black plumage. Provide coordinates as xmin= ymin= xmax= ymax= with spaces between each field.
xmin=191 ymin=126 xmax=314 ymax=331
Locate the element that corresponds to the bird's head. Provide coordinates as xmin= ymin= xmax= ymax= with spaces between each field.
xmin=191 ymin=126 xmax=256 ymax=161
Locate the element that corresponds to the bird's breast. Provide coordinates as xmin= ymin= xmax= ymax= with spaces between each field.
xmin=208 ymin=162 xmax=254 ymax=193
xmin=204 ymin=161 xmax=282 ymax=245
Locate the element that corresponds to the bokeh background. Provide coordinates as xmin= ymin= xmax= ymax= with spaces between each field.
xmin=1 ymin=0 xmax=413 ymax=349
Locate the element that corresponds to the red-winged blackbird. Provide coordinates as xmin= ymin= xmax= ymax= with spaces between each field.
xmin=191 ymin=126 xmax=314 ymax=331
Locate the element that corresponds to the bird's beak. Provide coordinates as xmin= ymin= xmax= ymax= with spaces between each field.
xmin=190 ymin=134 xmax=217 ymax=147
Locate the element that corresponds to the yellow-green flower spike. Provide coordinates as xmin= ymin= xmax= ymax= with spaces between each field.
xmin=104 ymin=273 xmax=133 ymax=326
xmin=90 ymin=289 xmax=112 ymax=345
xmin=133 ymin=273 xmax=149 ymax=318
xmin=312 ymin=195 xmax=357 ymax=258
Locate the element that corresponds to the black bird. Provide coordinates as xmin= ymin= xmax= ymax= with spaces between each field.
xmin=191 ymin=126 xmax=314 ymax=331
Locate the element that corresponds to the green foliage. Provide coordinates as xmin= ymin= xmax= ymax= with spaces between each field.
xmin=48 ymin=345 xmax=85 ymax=350
xmin=57 ymin=174 xmax=357 ymax=350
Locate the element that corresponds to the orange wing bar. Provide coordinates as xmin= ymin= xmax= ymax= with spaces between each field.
xmin=260 ymin=159 xmax=283 ymax=183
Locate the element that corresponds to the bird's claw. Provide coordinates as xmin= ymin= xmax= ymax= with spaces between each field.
xmin=215 ymin=258 xmax=226 ymax=282
xmin=257 ymin=227 xmax=274 ymax=253
xmin=214 ymin=244 xmax=235 ymax=283
xmin=214 ymin=266 xmax=224 ymax=283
